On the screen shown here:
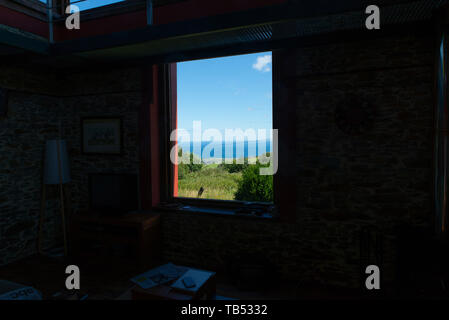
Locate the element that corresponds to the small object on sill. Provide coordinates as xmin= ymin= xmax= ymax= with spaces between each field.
xmin=158 ymin=202 xmax=184 ymax=210
xmin=235 ymin=206 xmax=266 ymax=217
xmin=234 ymin=203 xmax=276 ymax=218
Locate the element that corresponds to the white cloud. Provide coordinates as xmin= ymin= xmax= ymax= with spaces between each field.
xmin=252 ymin=55 xmax=272 ymax=72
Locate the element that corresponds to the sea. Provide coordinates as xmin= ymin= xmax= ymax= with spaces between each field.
xmin=177 ymin=140 xmax=272 ymax=161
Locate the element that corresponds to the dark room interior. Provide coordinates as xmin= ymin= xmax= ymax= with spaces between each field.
xmin=1 ymin=0 xmax=449 ymax=305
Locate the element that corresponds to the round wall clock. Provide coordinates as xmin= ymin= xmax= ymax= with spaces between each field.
xmin=334 ymin=95 xmax=375 ymax=136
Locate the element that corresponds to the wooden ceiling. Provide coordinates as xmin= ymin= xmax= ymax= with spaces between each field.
xmin=0 ymin=0 xmax=446 ymax=70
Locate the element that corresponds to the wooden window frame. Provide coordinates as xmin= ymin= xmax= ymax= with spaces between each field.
xmin=141 ymin=48 xmax=297 ymax=222
xmin=159 ymin=50 xmax=296 ymax=221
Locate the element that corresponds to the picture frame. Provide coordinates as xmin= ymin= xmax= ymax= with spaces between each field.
xmin=81 ymin=117 xmax=123 ymax=155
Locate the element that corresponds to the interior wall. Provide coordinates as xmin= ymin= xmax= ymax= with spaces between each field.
xmin=0 ymin=66 xmax=142 ymax=265
xmin=0 ymin=90 xmax=60 ymax=264
xmin=160 ymin=32 xmax=435 ymax=288
xmin=0 ymin=30 xmax=436 ymax=289
xmin=59 ymin=69 xmax=142 ymax=215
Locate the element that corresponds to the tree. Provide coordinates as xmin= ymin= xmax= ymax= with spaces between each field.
xmin=234 ymin=162 xmax=273 ymax=202
xmin=187 ymin=153 xmax=203 ymax=173
xmin=177 ymin=148 xmax=202 ymax=179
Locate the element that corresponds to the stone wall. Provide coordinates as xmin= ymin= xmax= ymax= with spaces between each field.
xmin=57 ymin=67 xmax=143 ymax=214
xmin=161 ymin=33 xmax=435 ymax=289
xmin=0 ymin=31 xmax=436 ymax=289
xmin=0 ymin=67 xmax=142 ymax=265
xmin=0 ymin=91 xmax=61 ymax=264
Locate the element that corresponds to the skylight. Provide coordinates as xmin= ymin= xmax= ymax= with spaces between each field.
xmin=38 ymin=0 xmax=125 ymax=11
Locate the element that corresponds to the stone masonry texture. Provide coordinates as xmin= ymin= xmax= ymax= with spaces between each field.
xmin=161 ymin=33 xmax=434 ymax=289
xmin=0 ymin=31 xmax=435 ymax=289
xmin=0 ymin=67 xmax=141 ymax=265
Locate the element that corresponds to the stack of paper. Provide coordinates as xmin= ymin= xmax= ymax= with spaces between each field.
xmin=131 ymin=263 xmax=188 ymax=289
xmin=170 ymin=269 xmax=214 ymax=293
xmin=0 ymin=280 xmax=42 ymax=300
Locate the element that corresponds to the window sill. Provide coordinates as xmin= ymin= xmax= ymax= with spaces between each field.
xmin=154 ymin=203 xmax=278 ymax=221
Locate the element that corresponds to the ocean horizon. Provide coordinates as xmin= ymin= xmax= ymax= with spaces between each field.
xmin=178 ymin=139 xmax=272 ymax=160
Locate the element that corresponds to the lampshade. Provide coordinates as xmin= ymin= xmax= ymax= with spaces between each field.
xmin=44 ymin=140 xmax=71 ymax=185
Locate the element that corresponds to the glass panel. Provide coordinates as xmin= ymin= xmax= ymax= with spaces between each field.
xmin=38 ymin=0 xmax=125 ymax=11
xmin=69 ymin=0 xmax=125 ymax=11
xmin=175 ymin=52 xmax=274 ymax=203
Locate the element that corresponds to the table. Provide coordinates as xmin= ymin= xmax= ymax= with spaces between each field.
xmin=117 ymin=265 xmax=216 ymax=300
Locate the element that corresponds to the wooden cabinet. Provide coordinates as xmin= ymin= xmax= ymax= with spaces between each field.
xmin=69 ymin=212 xmax=161 ymax=270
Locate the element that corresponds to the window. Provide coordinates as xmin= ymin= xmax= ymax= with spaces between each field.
xmin=69 ymin=0 xmax=125 ymax=11
xmin=38 ymin=0 xmax=125 ymax=11
xmin=172 ymin=52 xmax=275 ymax=205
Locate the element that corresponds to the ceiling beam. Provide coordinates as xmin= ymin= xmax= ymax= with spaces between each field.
xmin=0 ymin=25 xmax=49 ymax=54
xmin=51 ymin=0 xmax=418 ymax=56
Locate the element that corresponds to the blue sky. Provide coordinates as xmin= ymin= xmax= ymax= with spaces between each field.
xmin=40 ymin=0 xmax=124 ymax=11
xmin=177 ymin=52 xmax=273 ymax=140
xmin=70 ymin=0 xmax=124 ymax=11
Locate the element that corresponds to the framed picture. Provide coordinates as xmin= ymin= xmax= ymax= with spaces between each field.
xmin=81 ymin=117 xmax=123 ymax=155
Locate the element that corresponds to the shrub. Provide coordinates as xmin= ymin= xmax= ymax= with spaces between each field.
xmin=177 ymin=148 xmax=203 ymax=179
xmin=234 ymin=163 xmax=273 ymax=202
xmin=219 ymin=159 xmax=249 ymax=173
xmin=178 ymin=162 xmax=188 ymax=179
xmin=187 ymin=153 xmax=203 ymax=173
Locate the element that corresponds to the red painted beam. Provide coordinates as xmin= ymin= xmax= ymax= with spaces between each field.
xmin=140 ymin=66 xmax=155 ymax=210
xmin=55 ymin=0 xmax=287 ymax=41
xmin=0 ymin=4 xmax=48 ymax=38
xmin=1 ymin=0 xmax=286 ymax=42
xmin=155 ymin=0 xmax=287 ymax=25
xmin=54 ymin=10 xmax=147 ymax=41
xmin=140 ymin=65 xmax=162 ymax=209
xmin=273 ymin=49 xmax=297 ymax=223
xmin=171 ymin=64 xmax=178 ymax=198
xmin=150 ymin=66 xmax=161 ymax=207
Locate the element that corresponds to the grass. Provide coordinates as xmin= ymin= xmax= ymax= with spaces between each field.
xmin=178 ymin=165 xmax=242 ymax=200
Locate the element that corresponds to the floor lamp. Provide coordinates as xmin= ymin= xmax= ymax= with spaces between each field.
xmin=38 ymin=140 xmax=71 ymax=256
